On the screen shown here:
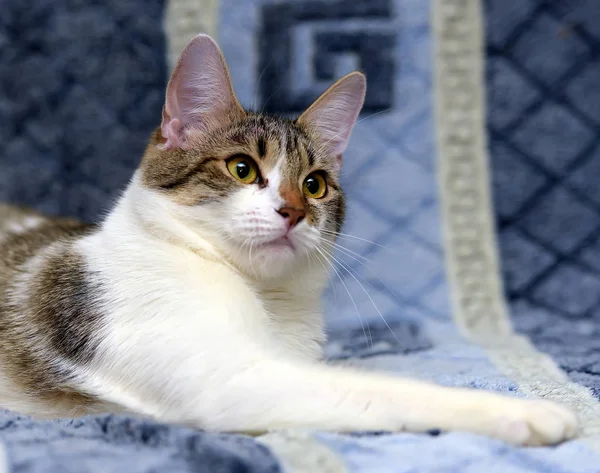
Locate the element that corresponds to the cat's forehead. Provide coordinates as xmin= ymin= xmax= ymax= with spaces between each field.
xmin=224 ymin=114 xmax=328 ymax=177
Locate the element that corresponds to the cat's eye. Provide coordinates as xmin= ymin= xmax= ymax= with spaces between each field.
xmin=303 ymin=173 xmax=327 ymax=199
xmin=227 ymin=155 xmax=259 ymax=184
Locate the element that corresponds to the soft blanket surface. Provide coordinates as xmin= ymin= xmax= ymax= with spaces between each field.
xmin=1 ymin=0 xmax=600 ymax=471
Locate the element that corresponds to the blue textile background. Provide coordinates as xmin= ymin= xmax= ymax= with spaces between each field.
xmin=0 ymin=0 xmax=165 ymax=220
xmin=485 ymin=0 xmax=600 ymax=397
xmin=2 ymin=0 xmax=600 ymax=471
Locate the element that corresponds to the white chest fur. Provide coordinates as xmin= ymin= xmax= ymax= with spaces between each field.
xmin=71 ymin=190 xmax=326 ymax=421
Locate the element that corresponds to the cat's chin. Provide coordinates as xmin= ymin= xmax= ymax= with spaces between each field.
xmin=234 ymin=237 xmax=305 ymax=280
xmin=253 ymin=238 xmax=296 ymax=268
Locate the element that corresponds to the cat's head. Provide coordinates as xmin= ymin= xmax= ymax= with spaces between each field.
xmin=138 ymin=35 xmax=365 ymax=281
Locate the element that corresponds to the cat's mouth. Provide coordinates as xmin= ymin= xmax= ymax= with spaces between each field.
xmin=257 ymin=235 xmax=295 ymax=251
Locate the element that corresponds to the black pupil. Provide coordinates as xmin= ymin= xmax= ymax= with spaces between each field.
xmin=306 ymin=176 xmax=320 ymax=194
xmin=236 ymin=162 xmax=250 ymax=179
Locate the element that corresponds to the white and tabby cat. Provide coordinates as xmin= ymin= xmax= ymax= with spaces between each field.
xmin=0 ymin=35 xmax=577 ymax=445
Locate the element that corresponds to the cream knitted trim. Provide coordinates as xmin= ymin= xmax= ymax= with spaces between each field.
xmin=433 ymin=0 xmax=600 ymax=446
xmin=165 ymin=0 xmax=220 ymax=70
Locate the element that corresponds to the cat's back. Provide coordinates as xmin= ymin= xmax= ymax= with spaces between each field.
xmin=0 ymin=203 xmax=88 ymax=243
xmin=0 ymin=203 xmax=46 ymax=237
xmin=0 ymin=204 xmax=93 ymax=278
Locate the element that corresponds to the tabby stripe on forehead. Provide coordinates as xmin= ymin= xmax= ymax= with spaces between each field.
xmin=305 ymin=147 xmax=316 ymax=167
xmin=285 ymin=131 xmax=298 ymax=157
xmin=257 ymin=137 xmax=267 ymax=158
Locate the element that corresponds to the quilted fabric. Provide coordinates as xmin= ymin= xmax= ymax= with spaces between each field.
xmin=0 ymin=0 xmax=166 ymax=221
xmin=3 ymin=0 xmax=600 ymax=471
xmin=0 ymin=412 xmax=280 ymax=473
xmin=486 ymin=0 xmax=600 ymax=396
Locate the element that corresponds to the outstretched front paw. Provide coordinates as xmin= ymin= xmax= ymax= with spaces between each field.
xmin=492 ymin=399 xmax=578 ymax=446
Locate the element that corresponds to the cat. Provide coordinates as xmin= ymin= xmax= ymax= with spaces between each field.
xmin=0 ymin=34 xmax=577 ymax=446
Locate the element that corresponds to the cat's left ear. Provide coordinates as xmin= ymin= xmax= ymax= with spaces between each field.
xmin=161 ymin=34 xmax=244 ymax=149
xmin=296 ymin=72 xmax=366 ymax=170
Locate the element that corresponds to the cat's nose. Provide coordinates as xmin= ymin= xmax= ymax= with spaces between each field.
xmin=276 ymin=207 xmax=305 ymax=228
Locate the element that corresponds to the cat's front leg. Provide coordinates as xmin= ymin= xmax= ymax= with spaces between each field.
xmin=189 ymin=359 xmax=577 ymax=446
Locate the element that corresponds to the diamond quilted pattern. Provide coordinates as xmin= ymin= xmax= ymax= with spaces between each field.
xmin=519 ymin=186 xmax=599 ymax=253
xmin=365 ymin=232 xmax=442 ymax=300
xmin=487 ymin=57 xmax=542 ymax=130
xmin=531 ymin=263 xmax=600 ymax=316
xmin=486 ymin=0 xmax=600 ymax=396
xmin=349 ymin=149 xmax=434 ymax=219
xmin=556 ymin=0 xmax=600 ymax=42
xmin=567 ymin=144 xmax=600 ymax=206
xmin=499 ymin=228 xmax=556 ymax=293
xmin=0 ymin=0 xmax=167 ymax=221
xmin=578 ymin=234 xmax=600 ymax=273
xmin=490 ymin=139 xmax=548 ymax=219
xmin=407 ymin=202 xmax=442 ymax=249
xmin=486 ymin=0 xmax=537 ymax=48
xmin=511 ymin=101 xmax=594 ymax=173
xmin=565 ymin=58 xmax=600 ymax=124
xmin=512 ymin=13 xmax=591 ymax=86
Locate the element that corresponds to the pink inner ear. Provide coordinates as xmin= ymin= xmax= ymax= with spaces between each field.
xmin=297 ymin=72 xmax=366 ymax=158
xmin=161 ymin=107 xmax=182 ymax=149
xmin=160 ymin=34 xmax=243 ymax=149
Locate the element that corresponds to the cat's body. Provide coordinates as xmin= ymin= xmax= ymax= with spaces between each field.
xmin=0 ymin=35 xmax=578 ymax=445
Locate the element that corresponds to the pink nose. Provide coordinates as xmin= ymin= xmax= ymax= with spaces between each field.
xmin=276 ymin=207 xmax=305 ymax=228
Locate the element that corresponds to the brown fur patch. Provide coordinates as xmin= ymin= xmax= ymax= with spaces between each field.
xmin=0 ymin=206 xmax=102 ymax=409
xmin=279 ymin=187 xmax=305 ymax=212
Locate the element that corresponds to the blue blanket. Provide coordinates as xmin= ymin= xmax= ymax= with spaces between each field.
xmin=2 ymin=0 xmax=600 ymax=471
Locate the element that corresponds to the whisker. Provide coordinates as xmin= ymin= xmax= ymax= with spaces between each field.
xmin=260 ymin=86 xmax=282 ymax=113
xmin=319 ymin=238 xmax=372 ymax=263
xmin=319 ymin=237 xmax=411 ymax=310
xmin=253 ymin=59 xmax=272 ymax=111
xmin=248 ymin=239 xmax=255 ymax=268
xmin=309 ymin=250 xmax=338 ymax=304
xmin=319 ymin=245 xmax=401 ymax=345
xmin=315 ymin=247 xmax=372 ymax=348
xmin=321 ymin=229 xmax=394 ymax=253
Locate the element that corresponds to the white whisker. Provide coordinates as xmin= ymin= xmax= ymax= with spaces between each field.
xmin=319 ymin=237 xmax=410 ymax=309
xmin=253 ymin=59 xmax=272 ymax=111
xmin=319 ymin=245 xmax=400 ymax=345
xmin=309 ymin=251 xmax=337 ymax=304
xmin=321 ymin=229 xmax=394 ymax=253
xmin=315 ymin=247 xmax=372 ymax=347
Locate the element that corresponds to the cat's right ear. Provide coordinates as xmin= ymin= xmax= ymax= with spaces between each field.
xmin=161 ymin=34 xmax=244 ymax=149
xmin=296 ymin=72 xmax=366 ymax=171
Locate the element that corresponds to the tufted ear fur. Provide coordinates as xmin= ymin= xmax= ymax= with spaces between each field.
xmin=161 ymin=34 xmax=245 ymax=149
xmin=296 ymin=72 xmax=366 ymax=168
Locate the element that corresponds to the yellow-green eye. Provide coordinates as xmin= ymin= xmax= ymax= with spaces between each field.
xmin=227 ymin=156 xmax=259 ymax=184
xmin=303 ymin=173 xmax=327 ymax=199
